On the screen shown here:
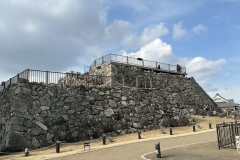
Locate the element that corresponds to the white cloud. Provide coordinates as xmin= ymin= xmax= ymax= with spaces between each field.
xmin=121 ymin=23 xmax=169 ymax=50
xmin=172 ymin=22 xmax=188 ymax=40
xmin=186 ymin=57 xmax=226 ymax=79
xmin=0 ymin=0 xmax=108 ymax=73
xmin=105 ymin=19 xmax=131 ymax=42
xmin=121 ymin=39 xmax=176 ymax=64
xmin=198 ymin=80 xmax=218 ymax=92
xmin=121 ymin=38 xmax=226 ymax=81
xmin=191 ymin=24 xmax=208 ymax=34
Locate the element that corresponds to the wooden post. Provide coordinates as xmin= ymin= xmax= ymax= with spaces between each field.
xmin=84 ymin=74 xmax=86 ymax=86
xmin=122 ymin=76 xmax=125 ymax=86
xmin=45 ymin=71 xmax=49 ymax=84
xmin=127 ymin=56 xmax=129 ymax=64
xmin=150 ymin=79 xmax=152 ymax=89
xmin=104 ymin=76 xmax=106 ymax=86
xmin=25 ymin=69 xmax=29 ymax=80
xmin=136 ymin=77 xmax=138 ymax=88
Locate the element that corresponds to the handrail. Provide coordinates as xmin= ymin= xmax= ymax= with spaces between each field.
xmin=88 ymin=53 xmax=186 ymax=74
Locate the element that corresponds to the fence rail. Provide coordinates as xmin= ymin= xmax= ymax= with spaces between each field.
xmin=88 ymin=53 xmax=186 ymax=74
xmin=0 ymin=68 xmax=186 ymax=92
xmin=216 ymin=122 xmax=240 ymax=150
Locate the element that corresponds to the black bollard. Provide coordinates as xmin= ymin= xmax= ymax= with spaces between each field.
xmin=56 ymin=140 xmax=60 ymax=153
xmin=155 ymin=142 xmax=161 ymax=158
xmin=24 ymin=148 xmax=29 ymax=156
xmin=102 ymin=134 xmax=106 ymax=145
xmin=138 ymin=130 xmax=141 ymax=139
xmin=193 ymin=125 xmax=196 ymax=132
xmin=209 ymin=123 xmax=212 ymax=129
xmin=169 ymin=127 xmax=173 ymax=135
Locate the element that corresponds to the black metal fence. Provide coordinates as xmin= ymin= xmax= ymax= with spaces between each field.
xmin=216 ymin=122 xmax=240 ymax=150
xmin=1 ymin=69 xmax=175 ymax=91
xmin=88 ymin=53 xmax=187 ymax=75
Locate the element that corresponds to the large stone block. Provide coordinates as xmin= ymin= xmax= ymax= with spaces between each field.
xmin=1 ymin=130 xmax=30 ymax=152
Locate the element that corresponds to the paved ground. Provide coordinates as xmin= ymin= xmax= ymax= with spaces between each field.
xmin=144 ymin=141 xmax=239 ymax=160
xmin=44 ymin=130 xmax=239 ymax=160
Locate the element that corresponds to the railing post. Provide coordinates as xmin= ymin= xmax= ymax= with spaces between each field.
xmin=94 ymin=60 xmax=96 ymax=68
xmin=142 ymin=59 xmax=144 ymax=66
xmin=127 ymin=56 xmax=129 ymax=64
xmin=110 ymin=53 xmax=112 ymax=62
xmin=122 ymin=76 xmax=125 ymax=86
xmin=168 ymin=64 xmax=170 ymax=71
xmin=156 ymin=62 xmax=158 ymax=69
xmin=25 ymin=69 xmax=29 ymax=80
xmin=17 ymin=74 xmax=20 ymax=82
xmin=70 ymin=71 xmax=73 ymax=85
xmin=2 ymin=81 xmax=5 ymax=89
xmin=136 ymin=77 xmax=138 ymax=88
xmin=45 ymin=71 xmax=49 ymax=84
xmin=84 ymin=74 xmax=86 ymax=86
xmin=102 ymin=56 xmax=104 ymax=64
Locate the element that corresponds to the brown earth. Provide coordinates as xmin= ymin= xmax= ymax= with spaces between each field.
xmin=1 ymin=115 xmax=235 ymax=160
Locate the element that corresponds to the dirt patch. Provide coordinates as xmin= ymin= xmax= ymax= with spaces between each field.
xmin=1 ymin=115 xmax=235 ymax=160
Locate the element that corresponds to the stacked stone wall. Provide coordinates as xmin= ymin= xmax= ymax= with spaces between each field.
xmin=0 ymin=63 xmax=217 ymax=151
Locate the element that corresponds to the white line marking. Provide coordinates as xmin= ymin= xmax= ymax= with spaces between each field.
xmin=141 ymin=139 xmax=216 ymax=160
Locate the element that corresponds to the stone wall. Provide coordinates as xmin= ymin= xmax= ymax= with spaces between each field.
xmin=0 ymin=63 xmax=217 ymax=152
xmin=90 ymin=62 xmax=216 ymax=108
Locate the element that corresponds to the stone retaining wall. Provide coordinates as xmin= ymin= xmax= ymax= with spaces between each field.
xmin=0 ymin=63 xmax=217 ymax=152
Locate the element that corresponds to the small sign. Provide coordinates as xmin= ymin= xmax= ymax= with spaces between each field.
xmin=84 ymin=143 xmax=90 ymax=150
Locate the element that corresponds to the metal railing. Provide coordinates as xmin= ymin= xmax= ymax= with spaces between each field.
xmin=88 ymin=53 xmax=186 ymax=74
xmin=0 ymin=68 xmax=186 ymax=91
xmin=216 ymin=122 xmax=240 ymax=150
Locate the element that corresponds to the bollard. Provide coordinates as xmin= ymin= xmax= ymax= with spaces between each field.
xmin=169 ymin=127 xmax=172 ymax=135
xmin=155 ymin=142 xmax=161 ymax=158
xmin=138 ymin=130 xmax=141 ymax=139
xmin=102 ymin=134 xmax=106 ymax=145
xmin=193 ymin=125 xmax=196 ymax=132
xmin=209 ymin=123 xmax=212 ymax=129
xmin=56 ymin=140 xmax=60 ymax=153
xmin=24 ymin=148 xmax=29 ymax=156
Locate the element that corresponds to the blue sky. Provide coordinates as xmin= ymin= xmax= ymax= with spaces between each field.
xmin=0 ymin=0 xmax=240 ymax=103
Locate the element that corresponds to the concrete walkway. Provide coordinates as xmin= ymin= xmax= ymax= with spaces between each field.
xmin=45 ymin=130 xmax=239 ymax=160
